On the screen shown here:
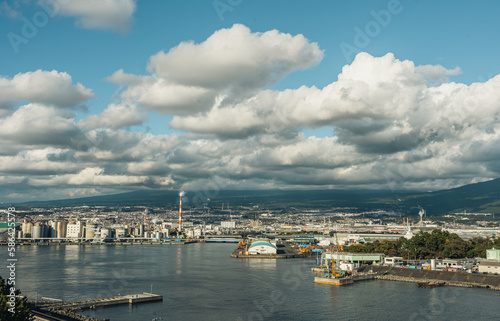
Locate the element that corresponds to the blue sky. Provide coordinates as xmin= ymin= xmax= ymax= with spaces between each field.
xmin=1 ymin=0 xmax=500 ymax=202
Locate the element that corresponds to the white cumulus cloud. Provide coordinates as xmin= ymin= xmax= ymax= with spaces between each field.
xmin=78 ymin=103 xmax=147 ymax=129
xmin=415 ymin=64 xmax=462 ymax=83
xmin=108 ymin=24 xmax=324 ymax=115
xmin=49 ymin=0 xmax=137 ymax=32
xmin=0 ymin=70 xmax=94 ymax=109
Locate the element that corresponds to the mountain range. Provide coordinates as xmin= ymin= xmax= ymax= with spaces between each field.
xmin=16 ymin=178 xmax=500 ymax=216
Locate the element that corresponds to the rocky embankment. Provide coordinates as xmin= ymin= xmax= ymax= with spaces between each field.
xmin=357 ymin=265 xmax=500 ymax=291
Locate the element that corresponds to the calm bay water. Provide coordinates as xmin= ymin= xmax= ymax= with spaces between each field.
xmin=1 ymin=243 xmax=499 ymax=321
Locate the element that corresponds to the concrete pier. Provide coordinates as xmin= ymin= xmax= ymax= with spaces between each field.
xmin=358 ymin=265 xmax=500 ymax=290
xmin=38 ymin=293 xmax=163 ymax=312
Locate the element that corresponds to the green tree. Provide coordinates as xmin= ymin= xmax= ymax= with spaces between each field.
xmin=0 ymin=276 xmax=33 ymax=321
xmin=466 ymin=237 xmax=493 ymax=258
xmin=494 ymin=237 xmax=500 ymax=248
xmin=342 ymin=231 xmax=498 ymax=259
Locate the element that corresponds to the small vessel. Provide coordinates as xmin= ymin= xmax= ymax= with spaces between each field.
xmin=314 ymin=276 xmax=354 ymax=285
xmin=314 ymin=243 xmax=353 ymax=286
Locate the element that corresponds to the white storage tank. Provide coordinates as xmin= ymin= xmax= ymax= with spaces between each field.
xmin=32 ymin=224 xmax=42 ymax=239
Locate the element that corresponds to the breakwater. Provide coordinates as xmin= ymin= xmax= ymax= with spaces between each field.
xmin=31 ymin=293 xmax=162 ymax=321
xmin=360 ymin=265 xmax=500 ymax=290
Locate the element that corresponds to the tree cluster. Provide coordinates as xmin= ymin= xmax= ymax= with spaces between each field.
xmin=0 ymin=276 xmax=33 ymax=321
xmin=345 ymin=229 xmax=500 ymax=259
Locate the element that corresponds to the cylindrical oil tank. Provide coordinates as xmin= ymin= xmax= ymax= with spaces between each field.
xmin=86 ymin=224 xmax=96 ymax=240
xmin=24 ymin=221 xmax=33 ymax=238
xmin=50 ymin=221 xmax=58 ymax=238
xmin=57 ymin=221 xmax=67 ymax=238
xmin=32 ymin=224 xmax=42 ymax=239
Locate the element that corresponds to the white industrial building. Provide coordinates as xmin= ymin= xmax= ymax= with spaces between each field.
xmin=221 ymin=221 xmax=236 ymax=229
xmin=247 ymin=239 xmax=277 ymax=255
xmin=66 ymin=221 xmax=84 ymax=238
xmin=478 ymin=261 xmax=500 ymax=274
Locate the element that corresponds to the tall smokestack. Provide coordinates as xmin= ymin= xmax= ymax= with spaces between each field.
xmin=179 ymin=191 xmax=185 ymax=232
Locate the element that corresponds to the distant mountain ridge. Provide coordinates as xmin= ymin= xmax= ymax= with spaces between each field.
xmin=16 ymin=178 xmax=500 ymax=215
xmin=400 ymin=178 xmax=500 ymax=215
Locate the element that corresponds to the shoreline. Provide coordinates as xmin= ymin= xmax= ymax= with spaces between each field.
xmin=375 ymin=274 xmax=500 ymax=291
xmin=361 ymin=265 xmax=500 ymax=291
xmin=0 ymin=240 xmax=203 ymax=246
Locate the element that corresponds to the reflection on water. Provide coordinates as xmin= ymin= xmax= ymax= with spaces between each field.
xmin=176 ymin=245 xmax=182 ymax=275
xmin=1 ymin=244 xmax=499 ymax=321
xmin=247 ymin=258 xmax=277 ymax=270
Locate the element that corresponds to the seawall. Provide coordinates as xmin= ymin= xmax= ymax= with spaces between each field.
xmin=361 ymin=265 xmax=500 ymax=290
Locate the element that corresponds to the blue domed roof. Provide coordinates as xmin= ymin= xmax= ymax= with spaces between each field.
xmin=249 ymin=239 xmax=277 ymax=249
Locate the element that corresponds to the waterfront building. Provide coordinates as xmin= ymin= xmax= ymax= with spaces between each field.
xmin=100 ymin=228 xmax=111 ymax=240
xmin=57 ymin=221 xmax=68 ymax=238
xmin=384 ymin=257 xmax=404 ymax=265
xmin=116 ymin=228 xmax=127 ymax=238
xmin=486 ymin=248 xmax=500 ymax=261
xmin=67 ymin=221 xmax=84 ymax=239
xmin=22 ymin=220 xmax=33 ymax=238
xmin=32 ymin=223 xmax=43 ymax=240
xmin=86 ymin=224 xmax=97 ymax=240
xmin=320 ymin=252 xmax=385 ymax=267
xmin=478 ymin=261 xmax=500 ymax=274
xmin=50 ymin=221 xmax=58 ymax=238
xmin=247 ymin=239 xmax=277 ymax=255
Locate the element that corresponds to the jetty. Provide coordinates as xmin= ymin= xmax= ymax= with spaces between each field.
xmin=34 ymin=292 xmax=162 ymax=311
xmin=30 ymin=293 xmax=163 ymax=321
xmin=357 ymin=265 xmax=500 ymax=291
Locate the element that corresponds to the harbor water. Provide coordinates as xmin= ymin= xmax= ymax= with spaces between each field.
xmin=1 ymin=243 xmax=499 ymax=321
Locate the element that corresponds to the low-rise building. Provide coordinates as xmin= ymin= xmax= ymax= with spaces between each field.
xmin=248 ymin=239 xmax=277 ymax=255
xmin=221 ymin=221 xmax=236 ymax=229
xmin=478 ymin=261 xmax=500 ymax=274
xmin=321 ymin=252 xmax=385 ymax=266
xmin=486 ymin=248 xmax=500 ymax=261
xmin=385 ymin=257 xmax=404 ymax=265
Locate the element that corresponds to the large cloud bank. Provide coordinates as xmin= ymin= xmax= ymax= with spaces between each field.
xmin=1 ymin=25 xmax=499 ymax=202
